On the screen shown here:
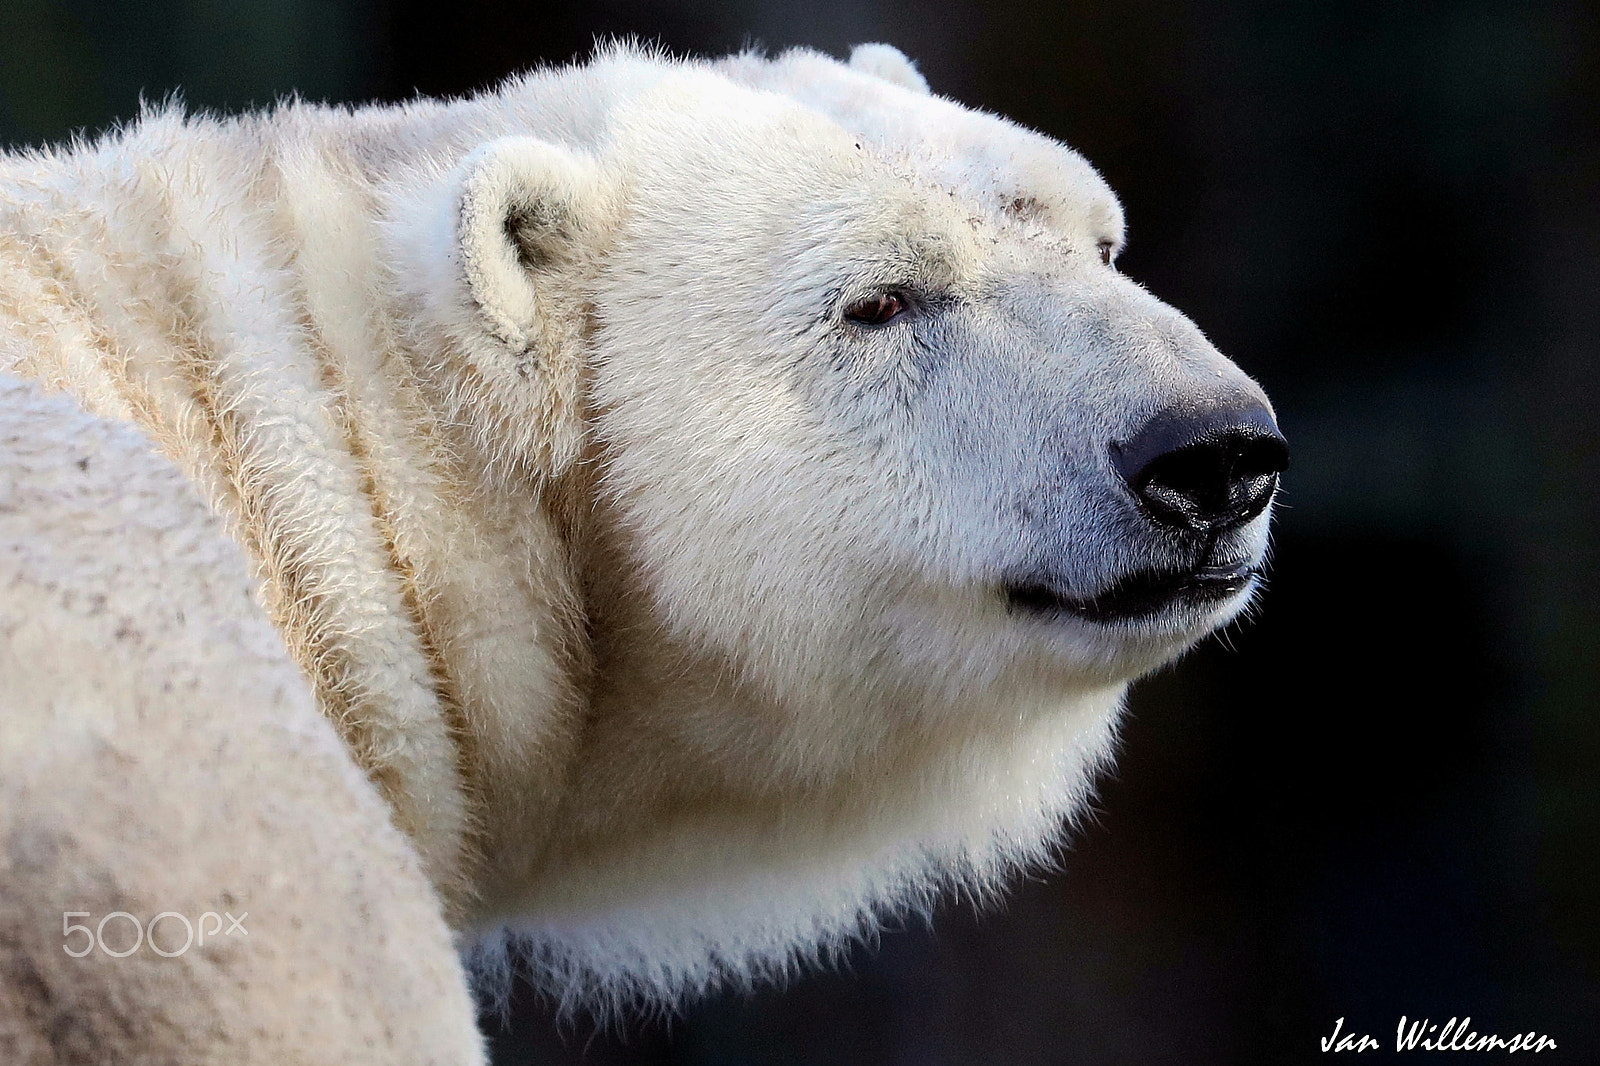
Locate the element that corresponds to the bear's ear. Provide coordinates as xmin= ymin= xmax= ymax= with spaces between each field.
xmin=848 ymin=44 xmax=931 ymax=94
xmin=455 ymin=137 xmax=611 ymax=353
xmin=385 ymin=137 xmax=619 ymax=478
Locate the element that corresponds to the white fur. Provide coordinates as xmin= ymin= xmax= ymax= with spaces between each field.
xmin=0 ymin=375 xmax=485 ymax=1063
xmin=848 ymin=43 xmax=932 ymax=94
xmin=0 ymin=43 xmax=1277 ymax=1056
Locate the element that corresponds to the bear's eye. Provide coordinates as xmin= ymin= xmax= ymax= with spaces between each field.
xmin=1098 ymin=240 xmax=1116 ymax=266
xmin=844 ymin=291 xmax=908 ymax=327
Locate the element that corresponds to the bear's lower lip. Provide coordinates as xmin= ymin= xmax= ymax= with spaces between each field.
xmin=1004 ymin=564 xmax=1260 ymax=625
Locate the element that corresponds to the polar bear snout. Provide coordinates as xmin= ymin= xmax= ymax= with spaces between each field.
xmin=995 ymin=310 xmax=1285 ymax=633
xmin=1110 ymin=397 xmax=1288 ymax=534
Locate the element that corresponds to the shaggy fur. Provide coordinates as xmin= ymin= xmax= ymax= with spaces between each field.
xmin=1 ymin=43 xmax=1277 ymax=1060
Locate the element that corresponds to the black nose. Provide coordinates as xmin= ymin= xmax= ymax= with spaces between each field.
xmin=1111 ymin=400 xmax=1288 ymax=533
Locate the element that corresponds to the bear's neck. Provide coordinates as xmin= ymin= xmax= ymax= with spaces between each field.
xmin=461 ymin=476 xmax=1126 ymax=956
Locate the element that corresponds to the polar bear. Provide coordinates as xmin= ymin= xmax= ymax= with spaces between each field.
xmin=0 ymin=42 xmax=1285 ymax=1063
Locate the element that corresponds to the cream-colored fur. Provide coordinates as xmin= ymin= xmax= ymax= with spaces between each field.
xmin=1 ymin=43 xmax=1276 ymax=1058
xmin=0 ymin=376 xmax=484 ymax=1063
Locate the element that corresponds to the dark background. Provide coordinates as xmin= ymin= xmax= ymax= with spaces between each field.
xmin=4 ymin=0 xmax=1596 ymax=1062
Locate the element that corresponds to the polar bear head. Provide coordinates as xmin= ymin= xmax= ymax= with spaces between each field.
xmin=393 ymin=43 xmax=1284 ymax=1003
xmin=578 ymin=52 xmax=1284 ymax=709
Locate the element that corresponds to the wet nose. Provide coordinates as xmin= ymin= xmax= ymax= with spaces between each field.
xmin=1111 ymin=399 xmax=1288 ymax=533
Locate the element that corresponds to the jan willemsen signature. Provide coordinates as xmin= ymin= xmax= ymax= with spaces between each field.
xmin=1322 ymin=1016 xmax=1558 ymax=1053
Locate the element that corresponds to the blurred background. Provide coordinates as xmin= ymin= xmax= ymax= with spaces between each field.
xmin=3 ymin=0 xmax=1595 ymax=1061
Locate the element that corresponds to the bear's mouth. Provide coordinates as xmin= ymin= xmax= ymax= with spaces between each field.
xmin=1004 ymin=563 xmax=1261 ymax=626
